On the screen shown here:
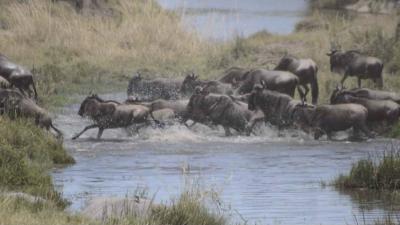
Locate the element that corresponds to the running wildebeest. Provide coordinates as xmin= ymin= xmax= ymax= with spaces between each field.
xmin=326 ymin=50 xmax=383 ymax=88
xmin=247 ymin=82 xmax=304 ymax=130
xmin=127 ymin=73 xmax=182 ymax=101
xmin=72 ymin=94 xmax=160 ymax=140
xmin=274 ymin=55 xmax=319 ymax=104
xmin=0 ymin=89 xmax=62 ymax=137
xmin=237 ymin=69 xmax=304 ymax=99
xmin=186 ymin=87 xmax=263 ymax=136
xmin=330 ymin=87 xmax=400 ymax=124
xmin=180 ymin=73 xmax=234 ymax=96
xmin=125 ymin=97 xmax=189 ymax=123
xmin=331 ymin=87 xmax=400 ymax=104
xmin=0 ymin=54 xmax=38 ymax=99
xmin=291 ymin=103 xmax=374 ymax=140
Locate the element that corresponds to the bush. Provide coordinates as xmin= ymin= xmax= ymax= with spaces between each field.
xmin=0 ymin=117 xmax=74 ymax=207
xmin=151 ymin=192 xmax=226 ymax=225
xmin=335 ymin=148 xmax=400 ymax=190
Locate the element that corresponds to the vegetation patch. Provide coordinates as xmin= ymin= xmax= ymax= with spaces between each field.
xmin=0 ymin=117 xmax=74 ymax=208
xmin=334 ymin=148 xmax=400 ymax=190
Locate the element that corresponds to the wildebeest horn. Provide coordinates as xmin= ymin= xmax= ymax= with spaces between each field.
xmin=260 ymin=80 xmax=267 ymax=89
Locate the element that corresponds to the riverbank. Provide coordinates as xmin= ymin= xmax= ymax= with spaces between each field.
xmin=310 ymin=0 xmax=400 ymax=14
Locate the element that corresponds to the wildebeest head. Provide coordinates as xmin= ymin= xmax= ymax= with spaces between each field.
xmin=291 ymin=104 xmax=316 ymax=128
xmin=78 ymin=94 xmax=98 ymax=117
xmin=329 ymin=86 xmax=352 ymax=104
xmin=186 ymin=86 xmax=210 ymax=123
xmin=274 ymin=55 xmax=295 ymax=71
xmin=130 ymin=72 xmax=143 ymax=84
xmin=180 ymin=73 xmax=200 ymax=96
xmin=78 ymin=94 xmax=117 ymax=119
xmin=326 ymin=49 xmax=343 ymax=73
xmin=248 ymin=81 xmax=267 ymax=111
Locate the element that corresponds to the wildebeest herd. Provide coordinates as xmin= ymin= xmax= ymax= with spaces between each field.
xmin=0 ymin=49 xmax=396 ymax=141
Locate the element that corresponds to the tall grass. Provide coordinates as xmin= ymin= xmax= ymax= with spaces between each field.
xmin=0 ymin=117 xmax=74 ymax=207
xmin=335 ymin=147 xmax=400 ymax=190
xmin=0 ymin=0 xmax=216 ymax=72
xmin=0 ymin=187 xmax=229 ymax=225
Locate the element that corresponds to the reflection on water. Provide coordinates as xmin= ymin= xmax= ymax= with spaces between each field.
xmin=53 ymin=93 xmax=400 ymax=225
xmin=157 ymin=0 xmax=308 ymax=40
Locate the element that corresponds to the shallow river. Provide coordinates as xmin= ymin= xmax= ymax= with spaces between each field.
xmin=157 ymin=0 xmax=308 ymax=40
xmin=53 ymin=93 xmax=399 ymax=225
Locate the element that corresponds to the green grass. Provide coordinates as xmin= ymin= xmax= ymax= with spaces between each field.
xmin=334 ymin=149 xmax=400 ymax=190
xmin=0 ymin=117 xmax=74 ymax=208
xmin=0 ymin=187 xmax=229 ymax=225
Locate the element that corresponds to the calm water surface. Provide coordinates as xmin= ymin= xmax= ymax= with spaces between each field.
xmin=53 ymin=93 xmax=399 ymax=225
xmin=156 ymin=0 xmax=308 ymax=40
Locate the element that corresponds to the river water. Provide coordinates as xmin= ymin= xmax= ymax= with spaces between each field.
xmin=53 ymin=93 xmax=400 ymax=225
xmin=157 ymin=0 xmax=308 ymax=40
xmin=51 ymin=1 xmax=399 ymax=224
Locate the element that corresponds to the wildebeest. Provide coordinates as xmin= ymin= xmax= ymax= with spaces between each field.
xmin=247 ymin=82 xmax=304 ymax=129
xmin=180 ymin=73 xmax=234 ymax=96
xmin=330 ymin=87 xmax=400 ymax=124
xmin=127 ymin=73 xmax=182 ymax=101
xmin=291 ymin=103 xmax=373 ymax=140
xmin=331 ymin=87 xmax=400 ymax=104
xmin=326 ymin=50 xmax=383 ymax=88
xmin=186 ymin=87 xmax=262 ymax=136
xmin=0 ymin=89 xmax=61 ymax=137
xmin=218 ymin=67 xmax=250 ymax=86
xmin=72 ymin=94 xmax=159 ymax=139
xmin=237 ymin=69 xmax=303 ymax=99
xmin=125 ymin=97 xmax=189 ymax=123
xmin=0 ymin=54 xmax=38 ymax=99
xmin=274 ymin=55 xmax=319 ymax=104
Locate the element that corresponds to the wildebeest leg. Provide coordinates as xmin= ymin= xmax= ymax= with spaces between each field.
xmin=313 ymin=128 xmax=324 ymax=140
xmin=356 ymin=123 xmax=374 ymax=139
xmin=297 ymin=86 xmax=306 ymax=103
xmin=30 ymin=77 xmax=38 ymax=100
xmin=340 ymin=73 xmax=348 ymax=87
xmin=97 ymin=127 xmax=104 ymax=139
xmin=302 ymin=85 xmax=309 ymax=102
xmin=246 ymin=110 xmax=265 ymax=136
xmin=357 ymin=77 xmax=362 ymax=88
xmin=223 ymin=126 xmax=232 ymax=136
xmin=72 ymin=124 xmax=99 ymax=140
xmin=50 ymin=123 xmax=63 ymax=138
